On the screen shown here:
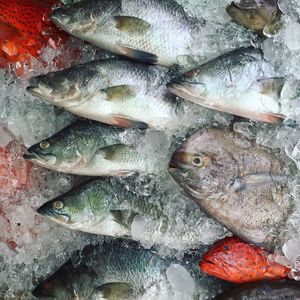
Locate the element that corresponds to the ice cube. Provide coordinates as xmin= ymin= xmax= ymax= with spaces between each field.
xmin=283 ymin=238 xmax=300 ymax=263
xmin=285 ymin=22 xmax=300 ymax=51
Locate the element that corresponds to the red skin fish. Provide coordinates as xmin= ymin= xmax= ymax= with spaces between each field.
xmin=200 ymin=237 xmax=290 ymax=284
xmin=0 ymin=0 xmax=75 ymax=76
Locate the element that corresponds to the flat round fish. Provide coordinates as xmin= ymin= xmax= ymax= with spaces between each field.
xmin=169 ymin=127 xmax=293 ymax=250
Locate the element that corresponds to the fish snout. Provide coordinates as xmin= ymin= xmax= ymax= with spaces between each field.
xmin=51 ymin=8 xmax=72 ymax=27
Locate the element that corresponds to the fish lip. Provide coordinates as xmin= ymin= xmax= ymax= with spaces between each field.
xmin=167 ymin=81 xmax=199 ymax=102
xmin=51 ymin=8 xmax=72 ymax=27
xmin=26 ymin=86 xmax=44 ymax=98
xmin=37 ymin=205 xmax=71 ymax=224
xmin=23 ymin=153 xmax=37 ymax=160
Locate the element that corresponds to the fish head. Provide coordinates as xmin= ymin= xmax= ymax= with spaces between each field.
xmin=37 ymin=184 xmax=107 ymax=229
xmin=27 ymin=66 xmax=101 ymax=107
xmin=167 ymin=68 xmax=209 ymax=104
xmin=169 ymin=128 xmax=237 ymax=198
xmin=32 ymin=263 xmax=96 ymax=299
xmin=23 ymin=129 xmax=85 ymax=171
xmin=199 ymin=237 xmax=253 ymax=283
xmin=51 ymin=0 xmax=121 ymax=35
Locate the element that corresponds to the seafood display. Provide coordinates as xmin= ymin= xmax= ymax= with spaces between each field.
xmin=2 ymin=0 xmax=300 ymax=299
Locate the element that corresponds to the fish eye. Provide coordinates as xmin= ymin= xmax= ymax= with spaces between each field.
xmin=224 ymin=245 xmax=230 ymax=251
xmin=40 ymin=141 xmax=50 ymax=149
xmin=192 ymin=156 xmax=203 ymax=167
xmin=53 ymin=201 xmax=64 ymax=210
xmin=184 ymin=69 xmax=199 ymax=78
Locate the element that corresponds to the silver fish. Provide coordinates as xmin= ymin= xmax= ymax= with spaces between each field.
xmin=51 ymin=0 xmax=194 ymax=66
xmin=168 ymin=48 xmax=287 ymax=123
xmin=24 ymin=120 xmax=148 ymax=176
xmin=37 ymin=178 xmax=229 ymax=249
xmin=27 ymin=60 xmax=183 ymax=131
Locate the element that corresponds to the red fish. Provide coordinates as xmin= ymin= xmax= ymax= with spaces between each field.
xmin=200 ymin=237 xmax=290 ymax=283
xmin=0 ymin=0 xmax=75 ymax=76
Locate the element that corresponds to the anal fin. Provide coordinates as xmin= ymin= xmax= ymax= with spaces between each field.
xmin=111 ymin=115 xmax=148 ymax=129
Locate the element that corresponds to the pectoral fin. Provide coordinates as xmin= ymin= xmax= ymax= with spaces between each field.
xmin=114 ymin=16 xmax=150 ymax=34
xmin=263 ymin=19 xmax=283 ymax=37
xmin=110 ymin=210 xmax=137 ymax=227
xmin=119 ymin=45 xmax=158 ymax=64
xmin=103 ymin=85 xmax=138 ymax=101
xmin=92 ymin=282 xmax=134 ymax=300
xmin=231 ymin=173 xmax=286 ymax=192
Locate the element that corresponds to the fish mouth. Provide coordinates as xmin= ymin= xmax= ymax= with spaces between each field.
xmin=23 ymin=151 xmax=57 ymax=166
xmin=51 ymin=8 xmax=72 ymax=28
xmin=167 ymin=81 xmax=204 ymax=104
xmin=26 ymin=81 xmax=55 ymax=102
xmin=37 ymin=205 xmax=70 ymax=225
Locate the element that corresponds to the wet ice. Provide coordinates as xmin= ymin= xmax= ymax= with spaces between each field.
xmin=2 ymin=0 xmax=300 ymax=298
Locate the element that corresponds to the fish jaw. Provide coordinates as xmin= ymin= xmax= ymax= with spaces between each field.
xmin=23 ymin=152 xmax=57 ymax=168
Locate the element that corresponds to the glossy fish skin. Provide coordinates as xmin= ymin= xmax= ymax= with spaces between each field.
xmin=200 ymin=237 xmax=290 ymax=283
xmin=24 ymin=120 xmax=148 ymax=176
xmin=169 ymin=127 xmax=293 ymax=250
xmin=32 ymin=239 xmax=170 ymax=299
xmin=214 ymin=280 xmax=300 ymax=300
xmin=226 ymin=0 xmax=282 ymax=37
xmin=168 ymin=48 xmax=286 ymax=123
xmin=36 ymin=177 xmax=224 ymax=249
xmin=27 ymin=60 xmax=181 ymax=130
xmin=50 ymin=0 xmax=193 ymax=66
xmin=37 ymin=178 xmax=162 ymax=237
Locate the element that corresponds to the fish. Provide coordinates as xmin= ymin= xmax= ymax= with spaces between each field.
xmin=214 ymin=280 xmax=300 ymax=299
xmin=226 ymin=0 xmax=282 ymax=37
xmin=26 ymin=59 xmax=183 ymax=130
xmin=23 ymin=120 xmax=148 ymax=176
xmin=50 ymin=0 xmax=194 ymax=66
xmin=36 ymin=177 xmax=228 ymax=249
xmin=168 ymin=127 xmax=294 ymax=251
xmin=167 ymin=47 xmax=287 ymax=123
xmin=0 ymin=0 xmax=73 ymax=76
xmin=32 ymin=239 xmax=189 ymax=299
xmin=200 ymin=237 xmax=290 ymax=283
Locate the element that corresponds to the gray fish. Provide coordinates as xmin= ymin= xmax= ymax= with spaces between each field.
xmin=169 ymin=127 xmax=294 ymax=250
xmin=214 ymin=280 xmax=300 ymax=300
xmin=226 ymin=0 xmax=282 ymax=37
xmin=27 ymin=60 xmax=182 ymax=131
xmin=50 ymin=0 xmax=194 ymax=66
xmin=168 ymin=48 xmax=287 ymax=123
xmin=24 ymin=120 xmax=148 ymax=176
xmin=32 ymin=239 xmax=170 ymax=299
xmin=36 ymin=178 xmax=229 ymax=249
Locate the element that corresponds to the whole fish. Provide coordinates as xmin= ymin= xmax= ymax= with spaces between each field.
xmin=36 ymin=178 xmax=229 ymax=249
xmin=27 ymin=59 xmax=182 ymax=130
xmin=50 ymin=0 xmax=194 ymax=66
xmin=32 ymin=239 xmax=171 ymax=299
xmin=168 ymin=48 xmax=286 ymax=123
xmin=214 ymin=280 xmax=300 ymax=300
xmin=200 ymin=237 xmax=290 ymax=283
xmin=0 ymin=0 xmax=73 ymax=76
xmin=23 ymin=120 xmax=148 ymax=176
xmin=226 ymin=0 xmax=282 ymax=37
xmin=169 ymin=127 xmax=294 ymax=251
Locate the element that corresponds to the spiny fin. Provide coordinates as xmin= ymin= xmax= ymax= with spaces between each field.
xmin=0 ymin=21 xmax=22 ymax=41
xmin=231 ymin=173 xmax=286 ymax=192
xmin=111 ymin=115 xmax=148 ymax=129
xmin=103 ymin=84 xmax=137 ymax=101
xmin=110 ymin=209 xmax=137 ymax=227
xmin=93 ymin=282 xmax=134 ymax=300
xmin=119 ymin=45 xmax=158 ymax=64
xmin=114 ymin=16 xmax=150 ymax=34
